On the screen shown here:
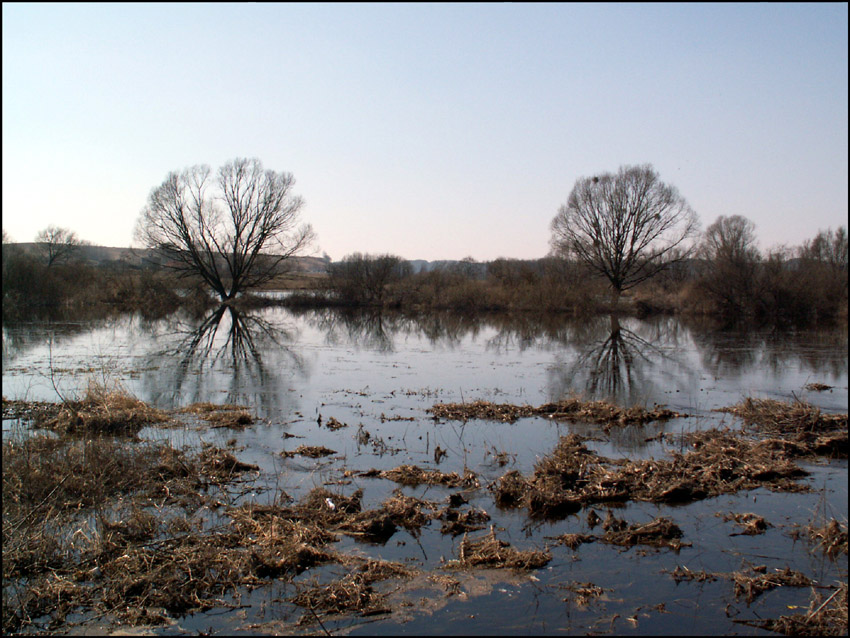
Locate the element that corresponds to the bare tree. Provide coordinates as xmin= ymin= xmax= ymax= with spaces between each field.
xmin=698 ymin=215 xmax=761 ymax=314
xmin=135 ymin=158 xmax=314 ymax=302
xmin=34 ymin=225 xmax=86 ymax=267
xmin=799 ymin=226 xmax=848 ymax=272
xmin=550 ymin=164 xmax=699 ymax=299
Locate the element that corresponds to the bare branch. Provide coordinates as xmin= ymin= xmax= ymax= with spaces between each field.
xmin=34 ymin=225 xmax=87 ymax=267
xmin=550 ymin=164 xmax=699 ymax=297
xmin=135 ymin=158 xmax=313 ymax=301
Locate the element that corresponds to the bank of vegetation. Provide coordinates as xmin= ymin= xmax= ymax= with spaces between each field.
xmin=3 ymin=159 xmax=846 ymax=325
xmin=284 ymin=225 xmax=847 ymax=325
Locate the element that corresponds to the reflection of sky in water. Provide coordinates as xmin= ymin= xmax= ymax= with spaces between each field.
xmin=3 ymin=308 xmax=846 ymax=469
xmin=4 ymin=309 xmax=846 ymax=415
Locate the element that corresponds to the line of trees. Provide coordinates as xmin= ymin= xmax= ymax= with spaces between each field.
xmin=4 ymin=159 xmax=846 ymax=323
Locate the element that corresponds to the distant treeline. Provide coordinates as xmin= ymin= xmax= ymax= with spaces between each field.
xmin=3 ymin=227 xmax=847 ymax=324
xmin=291 ymin=227 xmax=847 ymax=323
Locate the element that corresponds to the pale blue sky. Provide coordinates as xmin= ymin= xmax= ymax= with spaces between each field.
xmin=3 ymin=3 xmax=847 ymax=261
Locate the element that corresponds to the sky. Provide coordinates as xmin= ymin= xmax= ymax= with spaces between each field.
xmin=2 ymin=3 xmax=847 ymax=262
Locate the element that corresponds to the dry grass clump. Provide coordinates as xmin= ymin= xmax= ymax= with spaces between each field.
xmin=324 ymin=416 xmax=348 ymax=430
xmin=758 ymin=583 xmax=848 ymax=636
xmin=437 ymin=506 xmax=491 ymax=536
xmin=804 ymin=382 xmax=834 ymax=392
xmin=229 ymin=505 xmax=338 ymax=576
xmin=447 ymin=527 xmax=551 ymax=570
xmin=1 ymin=398 xmax=63 ymax=423
xmin=41 ymin=383 xmax=171 ymax=436
xmin=722 ymin=398 xmax=847 ymax=435
xmin=733 ymin=567 xmax=814 ymax=604
xmin=2 ymin=435 xmax=195 ymax=525
xmin=375 ymin=464 xmax=480 ymax=488
xmin=493 ymin=430 xmax=811 ymax=519
xmin=550 ymin=514 xmax=686 ymax=551
xmin=281 ymin=445 xmax=337 ymax=458
xmin=668 ymin=565 xmax=718 ymax=583
xmin=553 ymin=533 xmax=596 ymax=550
xmin=98 ymin=532 xmax=256 ymax=618
xmin=806 ymin=518 xmax=848 ymax=558
xmin=721 ymin=398 xmax=848 ymax=458
xmin=430 ymin=398 xmax=685 ymax=428
xmin=198 ymin=446 xmax=260 ymax=482
xmin=722 ymin=512 xmax=771 ymax=536
xmin=291 ymin=559 xmax=414 ymax=624
xmin=2 ymin=430 xmax=274 ymax=634
xmin=560 ymin=581 xmax=611 ymax=606
xmin=382 ymin=490 xmax=436 ymax=533
xmin=179 ymin=402 xmax=254 ymax=428
xmin=600 ymin=515 xmax=688 ymax=550
xmin=231 ymin=487 xmax=435 ymax=545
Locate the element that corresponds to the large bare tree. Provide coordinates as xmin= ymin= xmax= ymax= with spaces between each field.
xmin=34 ymin=225 xmax=86 ymax=267
xmin=135 ymin=158 xmax=314 ymax=302
xmin=550 ymin=164 xmax=699 ymax=299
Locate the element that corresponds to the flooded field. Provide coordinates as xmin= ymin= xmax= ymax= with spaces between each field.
xmin=2 ymin=306 xmax=847 ymax=635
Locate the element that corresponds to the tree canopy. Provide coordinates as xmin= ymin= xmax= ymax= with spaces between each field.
xmin=135 ymin=158 xmax=314 ymax=302
xmin=550 ymin=164 xmax=699 ymax=297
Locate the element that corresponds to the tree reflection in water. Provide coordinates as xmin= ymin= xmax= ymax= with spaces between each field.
xmin=142 ymin=304 xmax=307 ymax=414
xmin=297 ymin=307 xmax=402 ymax=353
xmin=548 ymin=314 xmax=697 ymax=406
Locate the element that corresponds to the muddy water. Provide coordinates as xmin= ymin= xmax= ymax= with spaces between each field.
xmin=3 ymin=307 xmax=848 ymax=635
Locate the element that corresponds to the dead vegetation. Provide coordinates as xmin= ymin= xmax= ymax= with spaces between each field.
xmin=804 ymin=382 xmax=834 ymax=392
xmin=324 ymin=416 xmax=348 ymax=430
xmin=2 ymin=432 xmax=265 ymax=633
xmin=364 ymin=464 xmax=480 ymax=488
xmin=493 ymin=430 xmax=810 ymax=519
xmin=752 ymin=582 xmax=848 ymax=636
xmin=720 ymin=398 xmax=847 ymax=458
xmin=291 ymin=559 xmax=415 ymax=625
xmin=550 ymin=514 xmax=688 ymax=551
xmin=668 ymin=564 xmax=816 ymax=604
xmin=179 ymin=402 xmax=254 ymax=428
xmin=732 ymin=566 xmax=814 ymax=604
xmin=430 ymin=397 xmax=686 ymax=429
xmin=559 ymin=581 xmax=611 ymax=606
xmin=800 ymin=517 xmax=849 ymax=559
xmin=600 ymin=514 xmax=688 ymax=550
xmin=446 ymin=527 xmax=551 ymax=570
xmin=281 ymin=445 xmax=337 ymax=458
xmin=722 ymin=512 xmax=771 ymax=536
xmin=3 ymin=386 xmax=847 ymax=634
xmin=40 ymin=382 xmax=172 ymax=436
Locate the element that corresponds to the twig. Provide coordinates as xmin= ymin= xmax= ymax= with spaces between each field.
xmin=806 ymin=587 xmax=841 ymax=621
xmin=307 ymin=603 xmax=333 ymax=636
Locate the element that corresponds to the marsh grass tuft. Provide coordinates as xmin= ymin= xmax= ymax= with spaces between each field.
xmin=430 ymin=397 xmax=686 ymax=429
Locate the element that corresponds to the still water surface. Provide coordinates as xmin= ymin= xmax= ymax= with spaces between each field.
xmin=2 ymin=307 xmax=847 ymax=634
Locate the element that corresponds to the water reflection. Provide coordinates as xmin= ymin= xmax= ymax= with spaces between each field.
xmin=140 ymin=305 xmax=307 ymax=414
xmin=691 ymin=321 xmax=848 ymax=380
xmin=296 ymin=308 xmax=404 ymax=352
xmin=547 ymin=314 xmax=698 ymax=405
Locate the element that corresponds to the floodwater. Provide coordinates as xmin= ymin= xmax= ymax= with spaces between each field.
xmin=2 ymin=306 xmax=848 ymax=635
